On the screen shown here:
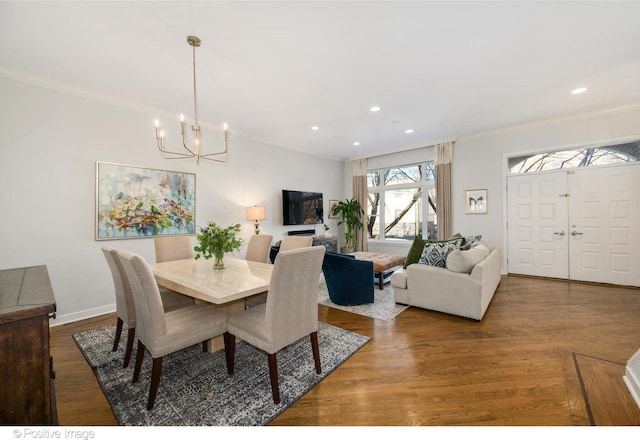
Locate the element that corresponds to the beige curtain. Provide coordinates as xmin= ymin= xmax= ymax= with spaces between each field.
xmin=353 ymin=158 xmax=368 ymax=252
xmin=435 ymin=142 xmax=453 ymax=240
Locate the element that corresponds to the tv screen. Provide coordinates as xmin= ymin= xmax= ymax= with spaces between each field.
xmin=282 ymin=190 xmax=323 ymax=226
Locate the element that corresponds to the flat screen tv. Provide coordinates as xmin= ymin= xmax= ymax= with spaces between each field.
xmin=282 ymin=190 xmax=323 ymax=225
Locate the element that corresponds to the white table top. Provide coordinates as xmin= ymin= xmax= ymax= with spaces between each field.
xmin=150 ymin=257 xmax=272 ymax=305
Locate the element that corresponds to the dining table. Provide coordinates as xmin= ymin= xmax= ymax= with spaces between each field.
xmin=149 ymin=256 xmax=273 ymax=351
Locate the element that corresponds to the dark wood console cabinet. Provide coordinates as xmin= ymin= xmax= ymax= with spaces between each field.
xmin=0 ymin=265 xmax=57 ymax=425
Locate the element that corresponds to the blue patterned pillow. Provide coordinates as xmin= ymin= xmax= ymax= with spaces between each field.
xmin=461 ymin=234 xmax=482 ymax=250
xmin=418 ymin=238 xmax=463 ymax=267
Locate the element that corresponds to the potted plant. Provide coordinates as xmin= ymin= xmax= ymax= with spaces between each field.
xmin=320 ymin=223 xmax=332 ymax=238
xmin=193 ymin=221 xmax=243 ymax=270
xmin=330 ymin=198 xmax=364 ymax=253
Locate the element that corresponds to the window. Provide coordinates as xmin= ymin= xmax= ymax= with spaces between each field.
xmin=367 ymin=163 xmax=436 ymax=242
xmin=509 ymin=141 xmax=639 ymax=174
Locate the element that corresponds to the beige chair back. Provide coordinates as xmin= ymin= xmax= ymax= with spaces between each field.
xmin=264 ymin=246 xmax=325 ymax=353
xmin=117 ymin=250 xmax=168 ymax=353
xmin=279 ymin=235 xmax=313 ymax=252
xmin=154 ymin=236 xmax=193 ymax=263
xmin=245 ymin=234 xmax=273 ymax=263
xmin=102 ymin=246 xmax=136 ymax=328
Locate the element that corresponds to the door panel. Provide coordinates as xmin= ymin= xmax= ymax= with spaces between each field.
xmin=507 ymin=172 xmax=569 ymax=278
xmin=568 ymin=165 xmax=640 ymax=287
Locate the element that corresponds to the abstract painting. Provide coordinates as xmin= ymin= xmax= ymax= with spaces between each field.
xmin=96 ymin=162 xmax=195 ymax=240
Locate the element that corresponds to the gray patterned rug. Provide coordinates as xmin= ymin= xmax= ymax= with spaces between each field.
xmin=318 ymin=278 xmax=409 ymax=321
xmin=73 ymin=321 xmax=369 ymax=426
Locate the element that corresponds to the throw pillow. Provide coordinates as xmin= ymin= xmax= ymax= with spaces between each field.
xmin=463 ymin=234 xmax=482 ymax=249
xmin=446 ymin=245 xmax=488 ymax=273
xmin=418 ymin=238 xmax=463 ymax=268
xmin=477 ymin=239 xmax=496 ymax=251
xmin=404 ymin=236 xmax=426 ymax=268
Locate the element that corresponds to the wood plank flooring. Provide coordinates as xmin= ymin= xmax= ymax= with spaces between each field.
xmin=49 ymin=275 xmax=640 ymax=426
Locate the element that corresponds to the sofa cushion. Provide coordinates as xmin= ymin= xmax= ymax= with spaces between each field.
xmin=418 ymin=238 xmax=463 ymax=268
xmin=404 ymin=237 xmax=427 ymax=268
xmin=446 ymin=245 xmax=489 ymax=273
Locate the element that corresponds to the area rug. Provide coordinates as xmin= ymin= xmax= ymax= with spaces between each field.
xmin=73 ymin=321 xmax=369 ymax=426
xmin=318 ymin=278 xmax=409 ymax=321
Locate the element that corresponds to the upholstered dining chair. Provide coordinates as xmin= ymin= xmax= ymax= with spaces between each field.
xmin=245 ymin=234 xmax=273 ymax=264
xmin=153 ymin=236 xmax=196 ymax=305
xmin=117 ymin=249 xmax=233 ymax=410
xmin=154 ymin=236 xmax=193 ymax=262
xmin=227 ymin=245 xmax=326 ymax=404
xmin=243 ymin=234 xmax=274 ymax=309
xmin=101 ymin=246 xmax=194 ymax=368
xmin=278 ymin=235 xmax=313 ymax=253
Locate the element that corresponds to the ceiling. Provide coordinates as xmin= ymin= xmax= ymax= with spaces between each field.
xmin=2 ymin=1 xmax=640 ymax=161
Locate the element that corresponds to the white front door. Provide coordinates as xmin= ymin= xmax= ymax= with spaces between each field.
xmin=507 ymin=171 xmax=569 ymax=279
xmin=568 ymin=165 xmax=640 ymax=286
xmin=507 ymin=164 xmax=640 ymax=287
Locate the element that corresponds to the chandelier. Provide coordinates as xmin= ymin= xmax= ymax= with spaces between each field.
xmin=154 ymin=35 xmax=228 ymax=164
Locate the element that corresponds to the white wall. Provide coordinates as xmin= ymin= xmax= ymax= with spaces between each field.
xmin=452 ymin=106 xmax=640 ymax=271
xmin=0 ymin=75 xmax=344 ymax=325
xmin=364 ymin=107 xmax=640 ymax=264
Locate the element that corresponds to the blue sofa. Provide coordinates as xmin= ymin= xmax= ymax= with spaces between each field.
xmin=322 ymin=251 xmax=374 ymax=305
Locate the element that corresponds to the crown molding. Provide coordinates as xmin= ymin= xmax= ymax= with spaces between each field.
xmin=458 ymin=103 xmax=640 ymax=142
xmin=0 ymin=67 xmax=343 ymax=162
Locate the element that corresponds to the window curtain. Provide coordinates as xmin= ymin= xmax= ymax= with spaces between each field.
xmin=353 ymin=158 xmax=368 ymax=252
xmin=435 ymin=142 xmax=453 ymax=240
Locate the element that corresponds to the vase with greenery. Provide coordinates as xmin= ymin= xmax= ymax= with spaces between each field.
xmin=330 ymin=198 xmax=364 ymax=253
xmin=194 ymin=222 xmax=243 ymax=270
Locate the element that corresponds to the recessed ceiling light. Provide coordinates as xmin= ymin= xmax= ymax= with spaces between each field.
xmin=353 ymin=141 xmax=361 ymax=146
xmin=571 ymin=87 xmax=587 ymax=95
xmin=405 ymin=129 xmax=414 ymax=134
xmin=311 ymin=125 xmax=320 ymax=130
xmin=369 ymin=106 xmax=381 ymax=112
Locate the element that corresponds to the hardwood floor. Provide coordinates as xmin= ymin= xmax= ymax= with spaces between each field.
xmin=50 ymin=275 xmax=640 ymax=426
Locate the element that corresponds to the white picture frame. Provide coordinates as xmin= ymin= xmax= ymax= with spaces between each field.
xmin=465 ymin=189 xmax=488 ymax=214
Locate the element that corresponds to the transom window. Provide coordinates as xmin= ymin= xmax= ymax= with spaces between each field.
xmin=509 ymin=141 xmax=639 ymax=174
xmin=367 ymin=163 xmax=436 ymax=241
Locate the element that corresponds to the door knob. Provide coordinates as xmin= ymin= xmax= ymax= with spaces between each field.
xmin=554 ymin=231 xmax=565 ymax=237
xmin=571 ymin=230 xmax=583 ymax=236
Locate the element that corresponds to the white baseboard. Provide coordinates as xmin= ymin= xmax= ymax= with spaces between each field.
xmin=623 ymin=348 xmax=640 ymax=411
xmin=50 ymin=304 xmax=115 ymax=327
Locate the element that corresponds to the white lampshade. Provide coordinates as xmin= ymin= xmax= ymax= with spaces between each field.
xmin=246 ymin=206 xmax=266 ymax=221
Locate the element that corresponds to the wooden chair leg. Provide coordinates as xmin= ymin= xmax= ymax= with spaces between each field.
xmin=112 ymin=317 xmax=123 ymax=352
xmin=310 ymin=331 xmax=321 ymax=374
xmin=123 ymin=327 xmax=135 ymax=368
xmin=268 ymin=352 xmax=280 ymax=404
xmin=132 ymin=340 xmax=145 ymax=383
xmin=147 ymin=357 xmax=163 ymax=410
xmin=202 ymin=341 xmax=208 ymax=352
xmin=226 ymin=333 xmax=236 ymax=374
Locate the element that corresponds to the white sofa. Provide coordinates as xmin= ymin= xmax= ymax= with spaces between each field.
xmin=391 ymin=240 xmax=501 ymax=321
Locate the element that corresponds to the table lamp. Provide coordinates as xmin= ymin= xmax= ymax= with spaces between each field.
xmin=246 ymin=205 xmax=267 ymax=234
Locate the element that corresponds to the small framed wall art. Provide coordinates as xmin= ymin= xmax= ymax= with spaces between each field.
xmin=465 ymin=189 xmax=488 ymax=214
xmin=95 ymin=161 xmax=196 ymax=240
xmin=328 ymin=200 xmax=339 ymax=219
